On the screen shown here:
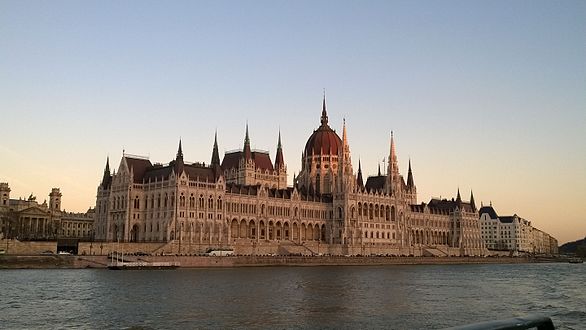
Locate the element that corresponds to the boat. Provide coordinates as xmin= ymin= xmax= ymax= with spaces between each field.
xmin=108 ymin=260 xmax=180 ymax=270
xmin=107 ymin=248 xmax=179 ymax=270
xmin=568 ymin=258 xmax=583 ymax=264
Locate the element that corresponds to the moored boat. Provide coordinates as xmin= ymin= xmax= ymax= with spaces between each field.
xmin=568 ymin=258 xmax=583 ymax=264
xmin=108 ymin=260 xmax=180 ymax=270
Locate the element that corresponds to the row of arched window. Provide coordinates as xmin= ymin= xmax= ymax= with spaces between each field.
xmin=357 ymin=202 xmax=396 ymax=221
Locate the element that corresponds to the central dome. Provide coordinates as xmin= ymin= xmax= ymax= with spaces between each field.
xmin=304 ymin=125 xmax=342 ymax=156
xmin=303 ymin=97 xmax=342 ymax=156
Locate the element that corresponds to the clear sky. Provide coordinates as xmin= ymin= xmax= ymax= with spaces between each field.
xmin=1 ymin=1 xmax=585 ymax=244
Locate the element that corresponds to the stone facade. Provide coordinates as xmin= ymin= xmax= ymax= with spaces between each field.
xmin=94 ymin=97 xmax=487 ymax=256
xmin=0 ymin=183 xmax=94 ymax=241
xmin=479 ymin=205 xmax=558 ymax=255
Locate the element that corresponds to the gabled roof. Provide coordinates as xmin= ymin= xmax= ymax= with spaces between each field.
xmin=499 ymin=216 xmax=516 ymax=224
xmin=428 ymin=198 xmax=476 ymax=213
xmin=221 ymin=151 xmax=274 ymax=171
xmin=365 ymin=175 xmax=385 ymax=192
xmin=479 ymin=206 xmax=499 ymax=219
xmin=183 ymin=164 xmax=217 ymax=182
xmin=142 ymin=164 xmax=173 ymax=182
xmin=125 ymin=157 xmax=153 ymax=183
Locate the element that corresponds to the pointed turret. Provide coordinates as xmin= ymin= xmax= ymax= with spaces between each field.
xmin=101 ymin=156 xmax=112 ymax=188
xmin=470 ymin=190 xmax=476 ymax=212
xmin=378 ymin=163 xmax=381 ymax=176
xmin=211 ymin=130 xmax=220 ymax=166
xmin=407 ymin=159 xmax=414 ymax=188
xmin=175 ymin=139 xmax=184 ymax=174
xmin=320 ymin=92 xmax=328 ymax=126
xmin=387 ymin=131 xmax=400 ymax=195
xmin=243 ymin=123 xmax=252 ymax=161
xmin=340 ymin=118 xmax=353 ymax=175
xmin=176 ymin=139 xmax=184 ymax=160
xmin=274 ymin=130 xmax=285 ymax=169
xmin=357 ymin=158 xmax=364 ymax=188
xmin=456 ymin=188 xmax=462 ymax=203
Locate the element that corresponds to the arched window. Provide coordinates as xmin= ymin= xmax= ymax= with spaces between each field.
xmin=358 ymin=203 xmax=362 ymax=217
xmin=157 ymin=194 xmax=161 ymax=208
xmin=164 ymin=194 xmax=168 ymax=208
xmin=199 ymin=195 xmax=204 ymax=208
xmin=217 ymin=197 xmax=222 ymax=210
xmin=338 ymin=207 xmax=343 ymax=219
xmin=208 ymin=196 xmax=213 ymax=209
xmin=134 ymin=196 xmax=140 ymax=209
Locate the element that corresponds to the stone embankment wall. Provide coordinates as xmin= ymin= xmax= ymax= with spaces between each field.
xmin=1 ymin=254 xmax=539 ymax=269
xmin=0 ymin=239 xmax=56 ymax=255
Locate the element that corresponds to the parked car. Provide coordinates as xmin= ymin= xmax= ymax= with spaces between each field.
xmin=40 ymin=250 xmax=54 ymax=255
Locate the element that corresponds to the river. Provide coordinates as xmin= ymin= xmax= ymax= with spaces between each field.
xmin=1 ymin=263 xmax=584 ymax=329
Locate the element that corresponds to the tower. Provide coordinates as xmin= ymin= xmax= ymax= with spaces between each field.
xmin=297 ymin=93 xmax=343 ymax=195
xmin=406 ymin=159 xmax=417 ymax=204
xmin=49 ymin=188 xmax=62 ymax=211
xmin=356 ymin=159 xmax=364 ymax=189
xmin=386 ymin=131 xmax=401 ymax=195
xmin=0 ymin=182 xmax=10 ymax=207
xmin=274 ymin=130 xmax=288 ymax=189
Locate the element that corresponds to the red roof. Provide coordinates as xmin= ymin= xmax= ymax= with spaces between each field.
xmin=125 ymin=157 xmax=153 ymax=183
xmin=221 ymin=151 xmax=274 ymax=171
xmin=304 ymin=125 xmax=342 ymax=156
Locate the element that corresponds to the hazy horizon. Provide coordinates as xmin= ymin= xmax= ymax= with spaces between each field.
xmin=1 ymin=1 xmax=585 ymax=244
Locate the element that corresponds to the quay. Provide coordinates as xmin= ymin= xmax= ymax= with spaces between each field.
xmin=0 ymin=255 xmax=557 ymax=269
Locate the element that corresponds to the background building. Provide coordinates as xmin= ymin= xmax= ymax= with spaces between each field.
xmin=0 ymin=183 xmax=93 ymax=242
xmin=479 ymin=205 xmax=558 ymax=255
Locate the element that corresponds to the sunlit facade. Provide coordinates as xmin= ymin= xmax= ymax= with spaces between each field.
xmin=94 ymin=97 xmax=486 ymax=256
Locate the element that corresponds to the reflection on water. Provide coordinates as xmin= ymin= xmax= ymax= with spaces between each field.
xmin=1 ymin=263 xmax=584 ymax=329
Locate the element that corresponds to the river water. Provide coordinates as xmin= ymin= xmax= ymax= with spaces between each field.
xmin=1 ymin=263 xmax=584 ymax=329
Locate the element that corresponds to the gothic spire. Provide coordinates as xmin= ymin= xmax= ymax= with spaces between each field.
xmin=104 ymin=156 xmax=110 ymax=174
xmin=470 ymin=190 xmax=476 ymax=212
xmin=176 ymin=139 xmax=183 ymax=160
xmin=243 ymin=122 xmax=252 ymax=160
xmin=378 ymin=163 xmax=381 ymax=176
xmin=389 ymin=131 xmax=398 ymax=175
xmin=456 ymin=188 xmax=462 ymax=203
xmin=407 ymin=159 xmax=414 ymax=188
xmin=357 ymin=158 xmax=364 ymax=188
xmin=320 ymin=91 xmax=328 ymax=126
xmin=211 ymin=130 xmax=220 ymax=166
xmin=274 ymin=129 xmax=285 ymax=169
xmin=101 ymin=156 xmax=112 ymax=188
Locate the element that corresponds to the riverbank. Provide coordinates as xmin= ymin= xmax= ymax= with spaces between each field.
xmin=0 ymin=255 xmax=561 ymax=269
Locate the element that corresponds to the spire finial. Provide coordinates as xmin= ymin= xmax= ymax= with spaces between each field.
xmin=278 ymin=128 xmax=282 ymax=149
xmin=378 ymin=163 xmax=381 ymax=176
xmin=321 ymin=91 xmax=328 ymax=126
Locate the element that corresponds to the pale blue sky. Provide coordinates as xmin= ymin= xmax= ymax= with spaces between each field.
xmin=1 ymin=1 xmax=585 ymax=243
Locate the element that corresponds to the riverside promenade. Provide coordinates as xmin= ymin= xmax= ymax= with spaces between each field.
xmin=0 ymin=254 xmax=555 ymax=269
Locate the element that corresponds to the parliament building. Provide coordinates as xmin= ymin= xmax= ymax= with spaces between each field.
xmin=93 ymin=97 xmax=486 ymax=256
